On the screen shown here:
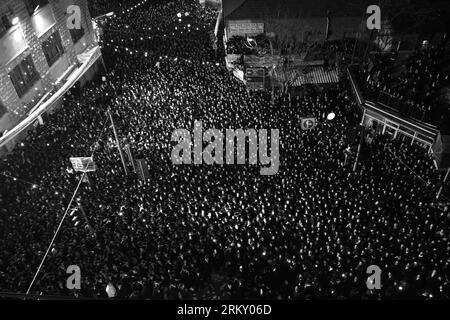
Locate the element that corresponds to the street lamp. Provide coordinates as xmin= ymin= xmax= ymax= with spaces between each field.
xmin=93 ymin=11 xmax=114 ymax=21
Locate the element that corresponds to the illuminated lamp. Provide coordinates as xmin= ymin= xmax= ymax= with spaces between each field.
xmin=12 ymin=17 xmax=19 ymax=25
xmin=327 ymin=112 xmax=336 ymax=120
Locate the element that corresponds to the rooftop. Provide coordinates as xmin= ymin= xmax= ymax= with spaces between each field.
xmin=223 ymin=0 xmax=373 ymax=20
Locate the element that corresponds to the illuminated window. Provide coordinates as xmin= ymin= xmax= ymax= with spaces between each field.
xmin=70 ymin=27 xmax=85 ymax=44
xmin=9 ymin=55 xmax=40 ymax=98
xmin=42 ymin=31 xmax=64 ymax=67
xmin=24 ymin=0 xmax=49 ymax=16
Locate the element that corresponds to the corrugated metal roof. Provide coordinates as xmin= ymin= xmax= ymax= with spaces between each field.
xmin=272 ymin=67 xmax=339 ymax=86
xmin=290 ymin=67 xmax=339 ymax=85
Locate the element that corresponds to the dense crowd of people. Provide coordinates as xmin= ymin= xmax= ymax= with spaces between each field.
xmin=0 ymin=0 xmax=449 ymax=300
xmin=358 ymin=43 xmax=450 ymax=126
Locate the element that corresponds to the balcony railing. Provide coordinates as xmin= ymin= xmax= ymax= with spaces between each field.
xmin=346 ymin=65 xmax=439 ymax=150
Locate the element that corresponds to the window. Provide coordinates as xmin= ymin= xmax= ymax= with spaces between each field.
xmin=0 ymin=100 xmax=7 ymax=118
xmin=24 ymin=0 xmax=49 ymax=16
xmin=70 ymin=27 xmax=85 ymax=44
xmin=42 ymin=31 xmax=64 ymax=67
xmin=9 ymin=55 xmax=40 ymax=98
xmin=0 ymin=15 xmax=12 ymax=37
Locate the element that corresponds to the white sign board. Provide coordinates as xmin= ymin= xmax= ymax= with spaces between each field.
xmin=69 ymin=157 xmax=97 ymax=172
xmin=228 ymin=20 xmax=264 ymax=37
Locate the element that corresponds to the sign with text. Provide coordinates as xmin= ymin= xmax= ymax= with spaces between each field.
xmin=246 ymin=68 xmax=265 ymax=90
xmin=228 ymin=20 xmax=264 ymax=37
xmin=69 ymin=157 xmax=97 ymax=172
xmin=300 ymin=118 xmax=317 ymax=130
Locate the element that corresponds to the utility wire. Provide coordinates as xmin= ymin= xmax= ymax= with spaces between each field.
xmin=25 ymin=114 xmax=111 ymax=295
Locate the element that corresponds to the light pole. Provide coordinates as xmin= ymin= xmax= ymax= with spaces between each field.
xmin=108 ymin=109 xmax=128 ymax=176
xmin=436 ymin=166 xmax=450 ymax=200
xmin=76 ymin=201 xmax=96 ymax=236
xmin=353 ymin=109 xmax=366 ymax=172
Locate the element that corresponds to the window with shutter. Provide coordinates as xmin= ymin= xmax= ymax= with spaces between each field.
xmin=9 ymin=55 xmax=40 ymax=98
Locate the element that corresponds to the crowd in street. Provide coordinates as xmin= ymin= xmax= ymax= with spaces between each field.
xmin=0 ymin=0 xmax=449 ymax=299
xmin=359 ymin=44 xmax=450 ymax=126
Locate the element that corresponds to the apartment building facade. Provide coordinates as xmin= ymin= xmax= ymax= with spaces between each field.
xmin=0 ymin=0 xmax=103 ymax=145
